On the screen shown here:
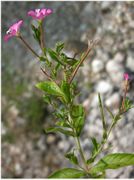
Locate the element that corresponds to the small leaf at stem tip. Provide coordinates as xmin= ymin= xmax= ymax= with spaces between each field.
xmin=31 ymin=24 xmax=41 ymax=43
xmin=56 ymin=42 xmax=64 ymax=54
xmin=124 ymin=97 xmax=134 ymax=111
xmin=47 ymin=48 xmax=65 ymax=66
xmin=48 ymin=168 xmax=86 ymax=178
xmin=65 ymin=152 xmax=78 ymax=165
xmin=90 ymin=153 xmax=134 ymax=174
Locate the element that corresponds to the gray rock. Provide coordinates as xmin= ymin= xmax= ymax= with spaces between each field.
xmin=46 ymin=134 xmax=56 ymax=144
xmin=114 ymin=52 xmax=125 ymax=63
xmin=95 ymin=80 xmax=113 ymax=94
xmin=126 ymin=56 xmax=134 ymax=71
xmin=105 ymin=93 xmax=120 ymax=108
xmin=101 ymin=1 xmax=113 ymax=10
xmin=91 ymin=59 xmax=104 ymax=73
xmin=106 ymin=60 xmax=124 ymax=86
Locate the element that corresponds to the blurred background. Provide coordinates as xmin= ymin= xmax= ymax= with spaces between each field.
xmin=1 ymin=1 xmax=134 ymax=178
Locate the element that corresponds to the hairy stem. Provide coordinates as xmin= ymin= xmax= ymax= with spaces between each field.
xmin=75 ymin=136 xmax=89 ymax=172
xmin=19 ymin=35 xmax=40 ymax=58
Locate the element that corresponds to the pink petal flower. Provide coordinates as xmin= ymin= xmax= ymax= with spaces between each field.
xmin=124 ymin=73 xmax=130 ymax=81
xmin=4 ymin=20 xmax=23 ymax=42
xmin=28 ymin=8 xmax=53 ymax=20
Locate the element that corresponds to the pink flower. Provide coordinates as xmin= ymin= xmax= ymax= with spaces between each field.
xmin=28 ymin=8 xmax=53 ymax=20
xmin=124 ymin=73 xmax=130 ymax=81
xmin=4 ymin=20 xmax=23 ymax=42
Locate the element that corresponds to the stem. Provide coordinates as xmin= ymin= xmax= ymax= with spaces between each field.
xmin=19 ymin=35 xmax=40 ymax=59
xmin=98 ymin=93 xmax=106 ymax=132
xmin=120 ymin=80 xmax=128 ymax=112
xmin=68 ymin=45 xmax=93 ymax=84
xmin=40 ymin=67 xmax=57 ymax=84
xmin=75 ymin=136 xmax=89 ymax=172
xmin=68 ymin=113 xmax=88 ymax=172
xmin=40 ymin=21 xmax=45 ymax=52
xmin=92 ymin=120 xmax=115 ymax=160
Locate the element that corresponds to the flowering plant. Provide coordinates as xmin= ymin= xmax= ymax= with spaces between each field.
xmin=4 ymin=7 xmax=134 ymax=178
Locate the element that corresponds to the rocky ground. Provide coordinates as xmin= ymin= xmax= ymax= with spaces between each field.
xmin=2 ymin=1 xmax=134 ymax=178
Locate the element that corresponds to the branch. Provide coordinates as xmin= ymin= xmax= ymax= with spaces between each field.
xmin=40 ymin=67 xmax=57 ymax=84
xmin=68 ymin=41 xmax=95 ymax=84
xmin=19 ymin=35 xmax=40 ymax=59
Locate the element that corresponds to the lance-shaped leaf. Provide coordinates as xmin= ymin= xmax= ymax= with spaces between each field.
xmin=98 ymin=93 xmax=107 ymax=139
xmin=48 ymin=168 xmax=86 ymax=178
xmin=36 ymin=81 xmax=65 ymax=98
xmin=90 ymin=153 xmax=134 ymax=174
xmin=44 ymin=127 xmax=75 ymax=137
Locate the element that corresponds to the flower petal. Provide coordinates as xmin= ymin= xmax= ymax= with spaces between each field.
xmin=28 ymin=8 xmax=53 ymax=20
xmin=10 ymin=20 xmax=23 ymax=34
xmin=46 ymin=8 xmax=53 ymax=15
xmin=4 ymin=34 xmax=13 ymax=42
xmin=124 ymin=73 xmax=130 ymax=81
xmin=28 ymin=10 xmax=36 ymax=17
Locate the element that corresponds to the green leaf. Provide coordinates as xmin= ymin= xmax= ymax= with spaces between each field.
xmin=65 ymin=152 xmax=78 ymax=165
xmin=71 ymin=105 xmax=84 ymax=118
xmin=87 ymin=158 xmax=94 ymax=165
xmin=114 ymin=114 xmax=121 ymax=122
xmin=98 ymin=93 xmax=106 ymax=130
xmin=87 ymin=138 xmax=100 ymax=165
xmin=48 ymin=168 xmax=85 ymax=178
xmin=45 ymin=127 xmax=75 ymax=137
xmin=105 ymin=106 xmax=114 ymax=119
xmin=43 ymin=95 xmax=51 ymax=104
xmin=31 ymin=24 xmax=40 ymax=44
xmin=56 ymin=120 xmax=71 ymax=128
xmin=91 ymin=137 xmax=99 ymax=152
xmin=90 ymin=153 xmax=134 ymax=174
xmin=47 ymin=48 xmax=65 ymax=66
xmin=71 ymin=105 xmax=85 ymax=136
xmin=124 ymin=97 xmax=134 ymax=111
xmin=39 ymin=56 xmax=47 ymax=62
xmin=61 ymin=80 xmax=71 ymax=103
xmin=98 ymin=93 xmax=107 ymax=139
xmin=36 ymin=81 xmax=65 ymax=98
xmin=56 ymin=42 xmax=64 ymax=54
xmin=66 ymin=58 xmax=78 ymax=66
